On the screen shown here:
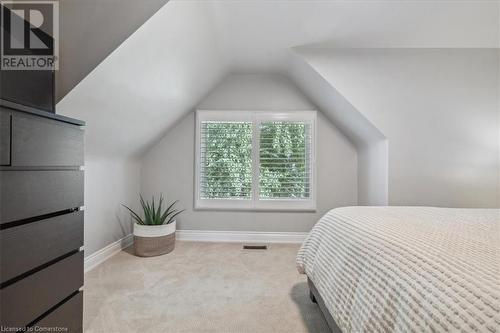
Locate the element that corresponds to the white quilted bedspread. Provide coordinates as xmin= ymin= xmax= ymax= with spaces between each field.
xmin=296 ymin=207 xmax=500 ymax=333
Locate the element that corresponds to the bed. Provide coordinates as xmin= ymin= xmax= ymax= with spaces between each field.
xmin=296 ymin=206 xmax=500 ymax=333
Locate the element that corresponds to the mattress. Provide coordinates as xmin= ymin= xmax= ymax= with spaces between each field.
xmin=296 ymin=206 xmax=500 ymax=333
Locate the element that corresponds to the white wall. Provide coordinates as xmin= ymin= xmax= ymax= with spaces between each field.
xmin=290 ymin=54 xmax=388 ymax=205
xmin=357 ymin=140 xmax=388 ymax=206
xmin=83 ymin=157 xmax=141 ymax=255
xmin=198 ymin=74 xmax=315 ymax=110
xmin=300 ymin=48 xmax=499 ymax=208
xmin=141 ymin=74 xmax=357 ymax=232
xmin=497 ymin=50 xmax=500 ymax=208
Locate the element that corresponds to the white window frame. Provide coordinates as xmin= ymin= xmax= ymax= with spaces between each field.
xmin=195 ymin=110 xmax=317 ymax=212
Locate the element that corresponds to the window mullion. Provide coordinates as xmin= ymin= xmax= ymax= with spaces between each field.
xmin=251 ymin=114 xmax=260 ymax=208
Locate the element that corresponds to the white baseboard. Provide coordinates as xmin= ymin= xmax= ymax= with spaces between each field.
xmin=84 ymin=234 xmax=133 ymax=273
xmin=176 ymin=230 xmax=308 ymax=244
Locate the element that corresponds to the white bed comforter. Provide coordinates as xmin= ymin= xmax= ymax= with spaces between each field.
xmin=296 ymin=207 xmax=500 ymax=333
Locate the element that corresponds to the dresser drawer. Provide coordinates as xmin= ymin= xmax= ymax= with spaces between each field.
xmin=0 ymin=211 xmax=84 ymax=284
xmin=11 ymin=112 xmax=84 ymax=167
xmin=0 ymin=251 xmax=83 ymax=328
xmin=0 ymin=170 xmax=84 ymax=224
xmin=35 ymin=291 xmax=83 ymax=333
xmin=0 ymin=110 xmax=11 ymax=166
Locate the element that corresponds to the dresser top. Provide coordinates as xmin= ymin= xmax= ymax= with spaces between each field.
xmin=0 ymin=99 xmax=85 ymax=126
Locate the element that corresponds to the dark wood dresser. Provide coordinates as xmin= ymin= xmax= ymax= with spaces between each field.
xmin=0 ymin=102 xmax=85 ymax=332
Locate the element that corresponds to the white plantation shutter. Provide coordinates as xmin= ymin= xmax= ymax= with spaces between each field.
xmin=199 ymin=121 xmax=252 ymax=199
xmin=259 ymin=121 xmax=312 ymax=200
xmin=196 ymin=111 xmax=316 ymax=211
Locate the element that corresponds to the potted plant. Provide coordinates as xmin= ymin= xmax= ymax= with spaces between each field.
xmin=123 ymin=195 xmax=184 ymax=257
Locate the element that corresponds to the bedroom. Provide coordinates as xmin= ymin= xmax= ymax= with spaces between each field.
xmin=0 ymin=0 xmax=498 ymax=332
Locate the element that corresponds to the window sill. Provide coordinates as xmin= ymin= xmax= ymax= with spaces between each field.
xmin=195 ymin=200 xmax=316 ymax=212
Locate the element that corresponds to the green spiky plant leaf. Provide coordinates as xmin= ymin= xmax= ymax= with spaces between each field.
xmin=123 ymin=195 xmax=184 ymax=225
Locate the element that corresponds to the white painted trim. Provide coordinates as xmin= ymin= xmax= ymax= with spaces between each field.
xmin=84 ymin=234 xmax=133 ymax=273
xmin=176 ymin=230 xmax=308 ymax=244
xmin=195 ymin=110 xmax=317 ymax=211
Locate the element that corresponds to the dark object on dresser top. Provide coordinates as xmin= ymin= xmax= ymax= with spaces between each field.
xmin=0 ymin=67 xmax=55 ymax=113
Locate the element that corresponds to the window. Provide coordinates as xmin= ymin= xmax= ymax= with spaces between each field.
xmin=195 ymin=110 xmax=316 ymax=211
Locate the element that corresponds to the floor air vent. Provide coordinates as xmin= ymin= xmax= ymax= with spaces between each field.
xmin=243 ymin=244 xmax=268 ymax=250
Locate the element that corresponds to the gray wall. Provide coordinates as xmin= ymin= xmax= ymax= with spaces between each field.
xmin=141 ymin=74 xmax=358 ymax=232
xmin=83 ymin=157 xmax=141 ymax=256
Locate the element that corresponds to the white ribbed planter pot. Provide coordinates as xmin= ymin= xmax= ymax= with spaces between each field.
xmin=133 ymin=221 xmax=176 ymax=237
xmin=133 ymin=221 xmax=176 ymax=257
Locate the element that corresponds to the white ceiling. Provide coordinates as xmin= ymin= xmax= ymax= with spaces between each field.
xmin=207 ymin=0 xmax=499 ymax=72
xmin=57 ymin=0 xmax=499 ymax=157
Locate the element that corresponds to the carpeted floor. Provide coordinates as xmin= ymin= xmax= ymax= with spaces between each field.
xmin=84 ymin=241 xmax=330 ymax=333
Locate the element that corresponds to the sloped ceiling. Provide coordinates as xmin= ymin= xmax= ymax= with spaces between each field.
xmin=57 ymin=1 xmax=228 ymax=157
xmin=289 ymin=51 xmax=385 ymax=148
xmin=57 ymin=0 xmax=169 ymax=101
xmin=57 ymin=0 xmax=499 ymax=158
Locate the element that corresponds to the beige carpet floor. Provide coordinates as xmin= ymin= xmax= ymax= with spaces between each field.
xmin=84 ymin=241 xmax=330 ymax=333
